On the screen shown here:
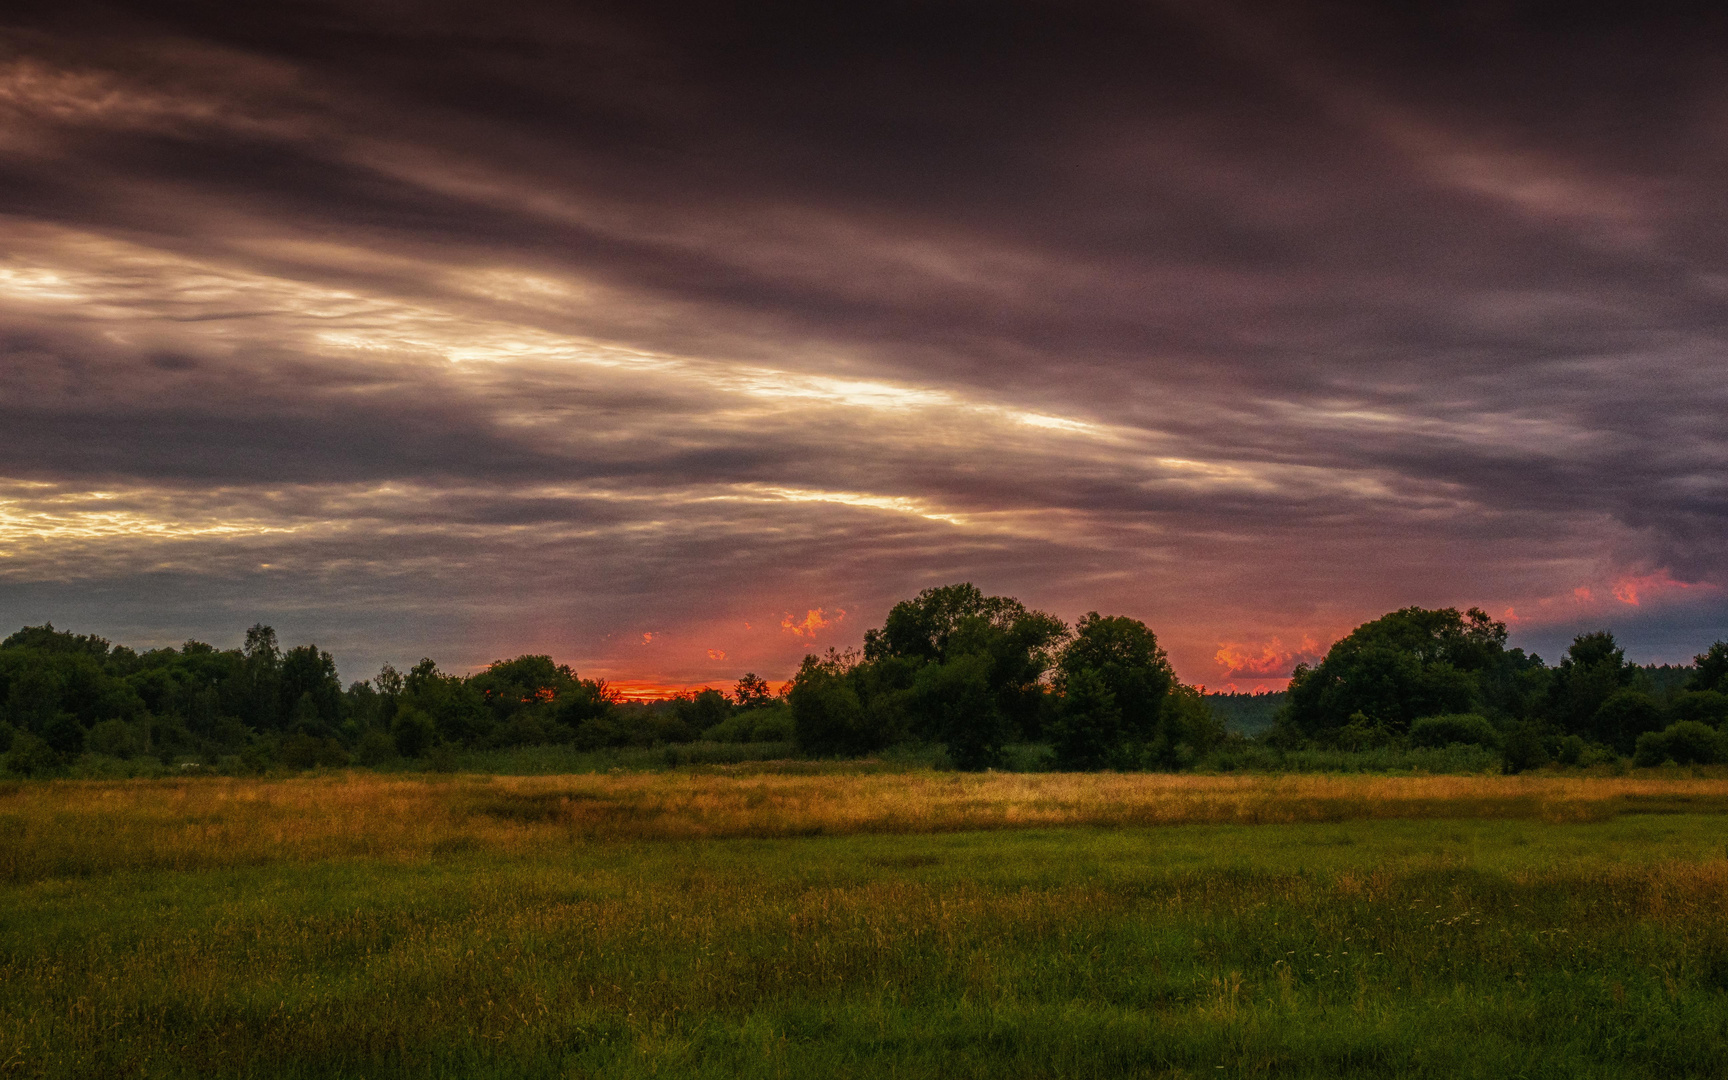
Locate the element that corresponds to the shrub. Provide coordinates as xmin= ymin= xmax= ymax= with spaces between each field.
xmin=1409 ymin=713 xmax=1501 ymax=749
xmin=673 ymin=689 xmax=731 ymax=732
xmin=281 ymin=734 xmax=349 ymax=769
xmin=1668 ymin=690 xmax=1728 ymax=727
xmin=41 ymin=712 xmax=85 ymax=758
xmin=1590 ymin=689 xmax=1664 ymax=755
xmin=641 ymin=710 xmax=699 ymax=745
xmin=704 ymin=704 xmax=794 ymax=743
xmin=1634 ymin=721 xmax=1724 ymax=767
xmin=491 ymin=712 xmax=566 ymax=748
xmin=392 ymin=706 xmax=437 ymax=758
xmin=1500 ymin=722 xmax=1549 ymax=774
xmin=1333 ymin=711 xmax=1396 ymax=751
xmin=5 ymin=731 xmax=58 ymax=776
xmin=354 ymin=729 xmax=396 ymax=766
xmin=571 ymin=712 xmax=631 ymax=751
xmin=85 ymin=718 xmax=140 ymax=760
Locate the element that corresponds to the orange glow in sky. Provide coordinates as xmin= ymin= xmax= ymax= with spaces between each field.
xmin=781 ymin=608 xmax=843 ymax=638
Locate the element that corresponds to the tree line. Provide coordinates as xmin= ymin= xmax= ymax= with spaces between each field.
xmin=1 ymin=585 xmax=1724 ymax=775
xmin=1272 ymin=605 xmax=1728 ymax=768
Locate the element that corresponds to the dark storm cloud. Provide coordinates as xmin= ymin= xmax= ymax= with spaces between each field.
xmin=1 ymin=0 xmax=1725 ymax=683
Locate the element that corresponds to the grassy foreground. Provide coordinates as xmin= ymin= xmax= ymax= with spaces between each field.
xmin=4 ymin=772 xmax=1728 ymax=1078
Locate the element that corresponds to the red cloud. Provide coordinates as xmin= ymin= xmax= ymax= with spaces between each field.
xmin=1609 ymin=571 xmax=1705 ymax=606
xmin=1213 ymin=636 xmax=1324 ymax=680
xmin=782 ymin=607 xmax=844 ymax=638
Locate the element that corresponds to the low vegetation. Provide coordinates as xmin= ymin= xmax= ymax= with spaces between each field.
xmin=3 ymin=772 xmax=1728 ymax=1077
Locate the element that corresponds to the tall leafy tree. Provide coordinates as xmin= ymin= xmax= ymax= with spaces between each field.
xmin=1049 ymin=613 xmax=1197 ymax=769
xmin=1546 ymin=631 xmax=1641 ymax=736
xmin=1279 ymin=607 xmax=1515 ymax=745
xmin=858 ymin=583 xmax=1066 ymax=767
xmin=789 ymin=650 xmax=873 ymax=756
xmin=1688 ymin=641 xmax=1728 ymax=693
xmin=280 ymin=644 xmax=342 ymax=734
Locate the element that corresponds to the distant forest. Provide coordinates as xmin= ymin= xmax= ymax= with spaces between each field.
xmin=2 ymin=583 xmax=1725 ymax=776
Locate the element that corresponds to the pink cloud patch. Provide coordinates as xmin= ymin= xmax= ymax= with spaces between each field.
xmin=1213 ymin=636 xmax=1324 ymax=680
xmin=782 ymin=607 xmax=844 ymax=638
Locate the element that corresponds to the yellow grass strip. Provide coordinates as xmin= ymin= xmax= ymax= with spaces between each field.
xmin=3 ymin=771 xmax=1726 ymax=882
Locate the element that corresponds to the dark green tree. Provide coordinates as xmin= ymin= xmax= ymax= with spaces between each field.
xmin=1546 ymin=631 xmax=1642 ymax=744
xmin=789 ymin=650 xmax=874 ymax=756
xmin=1279 ymin=607 xmax=1514 ymax=745
xmin=1688 ymin=641 xmax=1728 ymax=694
xmin=733 ymin=673 xmax=775 ymax=709
xmin=1046 ymin=666 xmax=1120 ymax=770
xmin=401 ymin=659 xmax=489 ymax=745
xmin=1588 ymin=687 xmax=1664 ymax=755
xmin=280 ymin=644 xmax=341 ymax=734
xmin=861 ymin=583 xmax=1066 ymax=765
xmin=1050 ymin=613 xmax=1206 ymax=768
xmin=911 ymin=651 xmax=1004 ymax=769
xmin=673 ymin=688 xmax=731 ymax=734
xmin=1668 ymin=690 xmax=1728 ymax=727
xmin=240 ymin=624 xmax=282 ymax=731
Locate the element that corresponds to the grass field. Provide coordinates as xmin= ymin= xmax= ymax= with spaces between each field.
xmin=4 ymin=771 xmax=1728 ymax=1077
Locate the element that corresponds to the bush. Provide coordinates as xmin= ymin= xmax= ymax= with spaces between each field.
xmin=1332 ymin=712 xmax=1395 ymax=751
xmin=1500 ymin=722 xmax=1549 ymax=774
xmin=85 ymin=718 xmax=141 ymax=760
xmin=5 ymin=731 xmax=58 ymax=776
xmin=1409 ymin=713 xmax=1501 ymax=749
xmin=1634 ymin=721 xmax=1724 ymax=767
xmin=1590 ymin=689 xmax=1665 ymax=755
xmin=238 ymin=743 xmax=272 ymax=775
xmin=282 ymin=733 xmax=349 ymax=769
xmin=41 ymin=713 xmax=85 ymax=758
xmin=641 ymin=710 xmax=699 ymax=745
xmin=1668 ymin=690 xmax=1728 ymax=727
xmin=354 ymin=729 xmax=397 ymax=766
xmin=571 ymin=711 xmax=631 ymax=751
xmin=703 ymin=704 xmax=794 ymax=743
xmin=392 ymin=706 xmax=437 ymax=758
xmin=491 ymin=712 xmax=567 ymax=748
xmin=673 ymin=689 xmax=731 ymax=732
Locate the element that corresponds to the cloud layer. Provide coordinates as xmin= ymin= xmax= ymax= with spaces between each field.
xmin=1 ymin=1 xmax=1725 ymax=687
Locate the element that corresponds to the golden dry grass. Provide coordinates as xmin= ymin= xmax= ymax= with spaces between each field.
xmin=4 ymin=769 xmax=1727 ymax=882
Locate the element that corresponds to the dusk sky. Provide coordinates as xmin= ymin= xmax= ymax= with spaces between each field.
xmin=2 ymin=1 xmax=1725 ymax=694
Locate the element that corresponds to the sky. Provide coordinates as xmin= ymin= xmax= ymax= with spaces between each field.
xmin=1 ymin=1 xmax=1725 ymax=694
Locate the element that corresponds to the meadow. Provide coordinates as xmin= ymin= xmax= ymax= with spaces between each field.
xmin=4 ymin=770 xmax=1728 ymax=1077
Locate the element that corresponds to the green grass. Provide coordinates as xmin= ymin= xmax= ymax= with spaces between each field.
xmin=38 ymin=738 xmax=1522 ymax=781
xmin=3 ymin=780 xmax=1728 ymax=1077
